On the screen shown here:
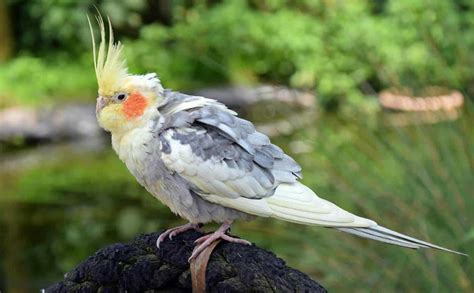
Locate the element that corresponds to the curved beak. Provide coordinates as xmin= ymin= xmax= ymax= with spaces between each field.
xmin=96 ymin=96 xmax=107 ymax=118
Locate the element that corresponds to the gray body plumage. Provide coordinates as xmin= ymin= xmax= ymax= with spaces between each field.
xmin=114 ymin=90 xmax=300 ymax=224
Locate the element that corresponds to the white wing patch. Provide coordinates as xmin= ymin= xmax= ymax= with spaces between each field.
xmin=160 ymin=131 xmax=272 ymax=199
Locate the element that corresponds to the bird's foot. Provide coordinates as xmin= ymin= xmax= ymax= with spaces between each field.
xmin=188 ymin=221 xmax=251 ymax=262
xmin=157 ymin=222 xmax=203 ymax=248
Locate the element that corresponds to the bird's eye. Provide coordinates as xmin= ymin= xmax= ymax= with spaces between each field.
xmin=113 ymin=93 xmax=127 ymax=102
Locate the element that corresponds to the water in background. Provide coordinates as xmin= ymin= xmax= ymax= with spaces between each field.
xmin=0 ymin=104 xmax=472 ymax=292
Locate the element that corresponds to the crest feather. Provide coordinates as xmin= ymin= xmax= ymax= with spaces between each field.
xmin=87 ymin=15 xmax=128 ymax=96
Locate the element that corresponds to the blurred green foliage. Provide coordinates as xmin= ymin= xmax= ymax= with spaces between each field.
xmin=1 ymin=2 xmax=473 ymax=290
xmin=120 ymin=0 xmax=474 ymax=112
xmin=0 ymin=56 xmax=95 ymax=107
xmin=1 ymin=0 xmax=474 ymax=112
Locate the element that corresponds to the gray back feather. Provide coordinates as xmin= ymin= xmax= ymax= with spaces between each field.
xmin=158 ymin=91 xmax=302 ymax=198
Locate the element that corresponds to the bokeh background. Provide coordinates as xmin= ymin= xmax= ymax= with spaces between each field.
xmin=0 ymin=0 xmax=473 ymax=292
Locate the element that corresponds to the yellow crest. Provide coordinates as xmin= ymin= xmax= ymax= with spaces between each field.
xmin=87 ymin=15 xmax=128 ymax=96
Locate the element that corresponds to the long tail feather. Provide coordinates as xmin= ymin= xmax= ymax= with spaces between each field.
xmin=336 ymin=225 xmax=467 ymax=256
xmin=219 ymin=182 xmax=466 ymax=256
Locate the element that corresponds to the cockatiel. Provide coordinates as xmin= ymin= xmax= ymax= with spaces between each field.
xmin=89 ymin=17 xmax=464 ymax=261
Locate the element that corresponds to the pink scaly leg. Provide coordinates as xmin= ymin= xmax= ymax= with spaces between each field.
xmin=156 ymin=222 xmax=203 ymax=248
xmin=188 ymin=221 xmax=251 ymax=262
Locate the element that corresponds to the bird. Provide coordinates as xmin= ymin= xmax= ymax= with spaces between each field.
xmin=88 ymin=16 xmax=465 ymax=261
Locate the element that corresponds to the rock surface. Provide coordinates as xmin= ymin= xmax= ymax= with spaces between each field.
xmin=46 ymin=230 xmax=326 ymax=292
xmin=193 ymin=85 xmax=314 ymax=109
xmin=0 ymin=104 xmax=101 ymax=144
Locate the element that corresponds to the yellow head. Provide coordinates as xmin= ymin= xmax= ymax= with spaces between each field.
xmin=88 ymin=16 xmax=163 ymax=135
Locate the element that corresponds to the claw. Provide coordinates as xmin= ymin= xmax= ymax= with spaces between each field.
xmin=188 ymin=221 xmax=251 ymax=262
xmin=156 ymin=222 xmax=202 ymax=248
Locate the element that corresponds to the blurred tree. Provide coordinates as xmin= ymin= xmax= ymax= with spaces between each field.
xmin=143 ymin=0 xmax=173 ymax=26
xmin=7 ymin=0 xmax=148 ymax=57
xmin=2 ymin=0 xmax=474 ymax=111
xmin=0 ymin=0 xmax=13 ymax=61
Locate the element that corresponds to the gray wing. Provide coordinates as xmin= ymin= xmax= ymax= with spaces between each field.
xmin=158 ymin=91 xmax=301 ymax=200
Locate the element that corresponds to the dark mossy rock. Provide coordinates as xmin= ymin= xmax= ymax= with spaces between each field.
xmin=46 ymin=230 xmax=326 ymax=293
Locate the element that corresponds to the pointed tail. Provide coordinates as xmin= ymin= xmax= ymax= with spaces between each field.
xmin=265 ymin=182 xmax=466 ymax=256
xmin=336 ymin=225 xmax=467 ymax=256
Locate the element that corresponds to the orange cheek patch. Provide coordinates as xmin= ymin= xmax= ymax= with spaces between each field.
xmin=122 ymin=92 xmax=148 ymax=118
